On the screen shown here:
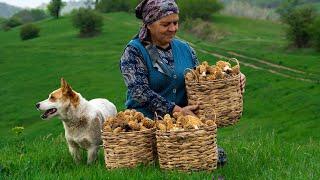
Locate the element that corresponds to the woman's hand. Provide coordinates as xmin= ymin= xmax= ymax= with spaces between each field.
xmin=173 ymin=104 xmax=199 ymax=117
xmin=240 ymin=73 xmax=246 ymax=94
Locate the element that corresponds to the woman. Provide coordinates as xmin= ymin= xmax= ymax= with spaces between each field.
xmin=120 ymin=0 xmax=245 ymax=119
xmin=120 ymin=0 xmax=245 ymax=167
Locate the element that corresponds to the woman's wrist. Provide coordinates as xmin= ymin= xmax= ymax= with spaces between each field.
xmin=173 ymin=105 xmax=182 ymax=113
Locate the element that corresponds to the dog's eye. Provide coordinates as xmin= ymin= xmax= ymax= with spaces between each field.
xmin=50 ymin=96 xmax=56 ymax=101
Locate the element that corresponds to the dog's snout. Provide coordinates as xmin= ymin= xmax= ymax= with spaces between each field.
xmin=36 ymin=103 xmax=40 ymax=109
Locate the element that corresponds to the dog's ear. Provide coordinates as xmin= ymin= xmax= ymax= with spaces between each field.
xmin=60 ymin=78 xmax=73 ymax=95
xmin=61 ymin=78 xmax=67 ymax=88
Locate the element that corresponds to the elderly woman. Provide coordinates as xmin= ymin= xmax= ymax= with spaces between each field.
xmin=120 ymin=0 xmax=246 ymax=167
xmin=120 ymin=0 xmax=245 ymax=119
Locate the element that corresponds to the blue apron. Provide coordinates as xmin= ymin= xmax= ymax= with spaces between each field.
xmin=125 ymin=38 xmax=195 ymax=118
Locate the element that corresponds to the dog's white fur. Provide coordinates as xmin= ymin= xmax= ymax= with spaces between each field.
xmin=36 ymin=78 xmax=117 ymax=164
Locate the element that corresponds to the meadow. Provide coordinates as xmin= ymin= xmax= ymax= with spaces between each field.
xmin=0 ymin=12 xmax=319 ymax=179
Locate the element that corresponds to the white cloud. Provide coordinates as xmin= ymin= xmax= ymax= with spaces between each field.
xmin=0 ymin=0 xmax=82 ymax=8
xmin=0 ymin=0 xmax=51 ymax=8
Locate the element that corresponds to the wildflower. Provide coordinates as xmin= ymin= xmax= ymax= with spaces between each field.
xmin=12 ymin=126 xmax=24 ymax=135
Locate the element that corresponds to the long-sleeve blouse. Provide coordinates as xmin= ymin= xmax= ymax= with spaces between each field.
xmin=120 ymin=44 xmax=199 ymax=116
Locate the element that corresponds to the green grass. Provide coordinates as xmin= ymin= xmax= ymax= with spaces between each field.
xmin=180 ymin=14 xmax=320 ymax=75
xmin=0 ymin=12 xmax=319 ymax=179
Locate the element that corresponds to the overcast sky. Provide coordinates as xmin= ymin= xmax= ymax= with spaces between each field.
xmin=0 ymin=0 xmax=79 ymax=8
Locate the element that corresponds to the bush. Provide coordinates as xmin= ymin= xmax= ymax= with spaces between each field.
xmin=72 ymin=8 xmax=103 ymax=37
xmin=283 ymin=6 xmax=317 ymax=48
xmin=12 ymin=9 xmax=49 ymax=24
xmin=178 ymin=0 xmax=223 ymax=21
xmin=181 ymin=18 xmax=230 ymax=42
xmin=2 ymin=18 xmax=22 ymax=31
xmin=20 ymin=24 xmax=40 ymax=40
xmin=310 ymin=17 xmax=320 ymax=51
xmin=96 ymin=0 xmax=139 ymax=13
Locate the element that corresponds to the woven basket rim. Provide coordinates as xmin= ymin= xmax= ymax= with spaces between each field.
xmin=155 ymin=125 xmax=216 ymax=135
xmin=185 ymin=73 xmax=240 ymax=84
xmin=101 ymin=127 xmax=155 ymax=136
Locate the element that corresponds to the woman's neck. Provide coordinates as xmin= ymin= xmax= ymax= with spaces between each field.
xmin=151 ymin=37 xmax=170 ymax=49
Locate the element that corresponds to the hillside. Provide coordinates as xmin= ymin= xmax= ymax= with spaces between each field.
xmin=0 ymin=2 xmax=21 ymax=18
xmin=221 ymin=0 xmax=319 ymax=8
xmin=37 ymin=0 xmax=93 ymax=15
xmin=0 ymin=12 xmax=319 ymax=179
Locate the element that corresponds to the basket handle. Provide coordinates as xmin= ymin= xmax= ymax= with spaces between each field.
xmin=228 ymin=58 xmax=240 ymax=71
xmin=184 ymin=68 xmax=199 ymax=83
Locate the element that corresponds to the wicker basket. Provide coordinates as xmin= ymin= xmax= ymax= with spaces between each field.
xmin=156 ymin=125 xmax=218 ymax=172
xmin=185 ymin=59 xmax=243 ymax=128
xmin=101 ymin=128 xmax=156 ymax=169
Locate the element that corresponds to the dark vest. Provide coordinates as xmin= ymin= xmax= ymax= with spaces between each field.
xmin=125 ymin=38 xmax=195 ymax=118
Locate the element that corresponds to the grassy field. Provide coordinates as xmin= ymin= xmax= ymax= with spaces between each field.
xmin=0 ymin=12 xmax=319 ymax=179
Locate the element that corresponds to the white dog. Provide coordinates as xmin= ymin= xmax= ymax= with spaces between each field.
xmin=36 ymin=78 xmax=117 ymax=164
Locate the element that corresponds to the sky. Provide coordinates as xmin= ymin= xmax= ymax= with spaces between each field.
xmin=0 ymin=0 xmax=79 ymax=8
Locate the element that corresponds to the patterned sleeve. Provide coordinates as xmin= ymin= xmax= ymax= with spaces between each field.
xmin=190 ymin=46 xmax=200 ymax=67
xmin=120 ymin=45 xmax=175 ymax=116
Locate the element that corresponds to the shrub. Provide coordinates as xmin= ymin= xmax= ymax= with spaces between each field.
xmin=2 ymin=17 xmax=22 ymax=31
xmin=283 ymin=5 xmax=318 ymax=48
xmin=20 ymin=24 xmax=40 ymax=40
xmin=181 ymin=18 xmax=230 ymax=42
xmin=12 ymin=9 xmax=49 ymax=24
xmin=178 ymin=0 xmax=223 ymax=21
xmin=96 ymin=0 xmax=139 ymax=13
xmin=310 ymin=17 xmax=320 ymax=51
xmin=72 ymin=8 xmax=103 ymax=37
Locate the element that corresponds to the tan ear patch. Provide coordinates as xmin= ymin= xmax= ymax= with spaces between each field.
xmin=49 ymin=89 xmax=63 ymax=102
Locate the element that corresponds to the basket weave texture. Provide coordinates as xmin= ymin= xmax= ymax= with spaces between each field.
xmin=102 ymin=128 xmax=156 ymax=169
xmin=185 ymin=72 xmax=243 ymax=128
xmin=156 ymin=125 xmax=218 ymax=172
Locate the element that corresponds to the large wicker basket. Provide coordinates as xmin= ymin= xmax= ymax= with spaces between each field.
xmin=156 ymin=125 xmax=218 ymax=172
xmin=101 ymin=128 xmax=156 ymax=169
xmin=185 ymin=59 xmax=243 ymax=128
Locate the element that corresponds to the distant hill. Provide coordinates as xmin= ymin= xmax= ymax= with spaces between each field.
xmin=0 ymin=2 xmax=22 ymax=18
xmin=220 ymin=0 xmax=319 ymax=8
xmin=37 ymin=0 xmax=93 ymax=15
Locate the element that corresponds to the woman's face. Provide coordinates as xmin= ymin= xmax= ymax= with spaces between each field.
xmin=147 ymin=13 xmax=179 ymax=46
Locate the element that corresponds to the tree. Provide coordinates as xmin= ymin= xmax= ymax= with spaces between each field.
xmin=47 ymin=0 xmax=65 ymax=19
xmin=96 ymin=0 xmax=139 ymax=13
xmin=12 ymin=9 xmax=48 ymax=23
xmin=178 ymin=0 xmax=224 ymax=21
xmin=72 ymin=8 xmax=103 ymax=37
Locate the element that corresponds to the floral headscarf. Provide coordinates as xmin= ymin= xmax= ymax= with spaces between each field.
xmin=135 ymin=0 xmax=179 ymax=42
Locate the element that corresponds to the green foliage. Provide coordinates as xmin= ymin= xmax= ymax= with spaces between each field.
xmin=310 ymin=17 xmax=320 ymax=50
xmin=178 ymin=0 xmax=223 ymax=21
xmin=1 ymin=17 xmax=22 ymax=31
xmin=181 ymin=18 xmax=229 ymax=42
xmin=278 ymin=2 xmax=318 ymax=48
xmin=47 ymin=0 xmax=65 ymax=19
xmin=71 ymin=8 xmax=103 ymax=37
xmin=277 ymin=0 xmax=301 ymax=20
xmin=96 ymin=0 xmax=139 ymax=13
xmin=20 ymin=23 xmax=40 ymax=40
xmin=12 ymin=9 xmax=49 ymax=24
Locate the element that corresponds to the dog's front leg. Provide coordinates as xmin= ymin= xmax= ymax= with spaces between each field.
xmin=67 ymin=140 xmax=82 ymax=164
xmin=87 ymin=146 xmax=99 ymax=165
